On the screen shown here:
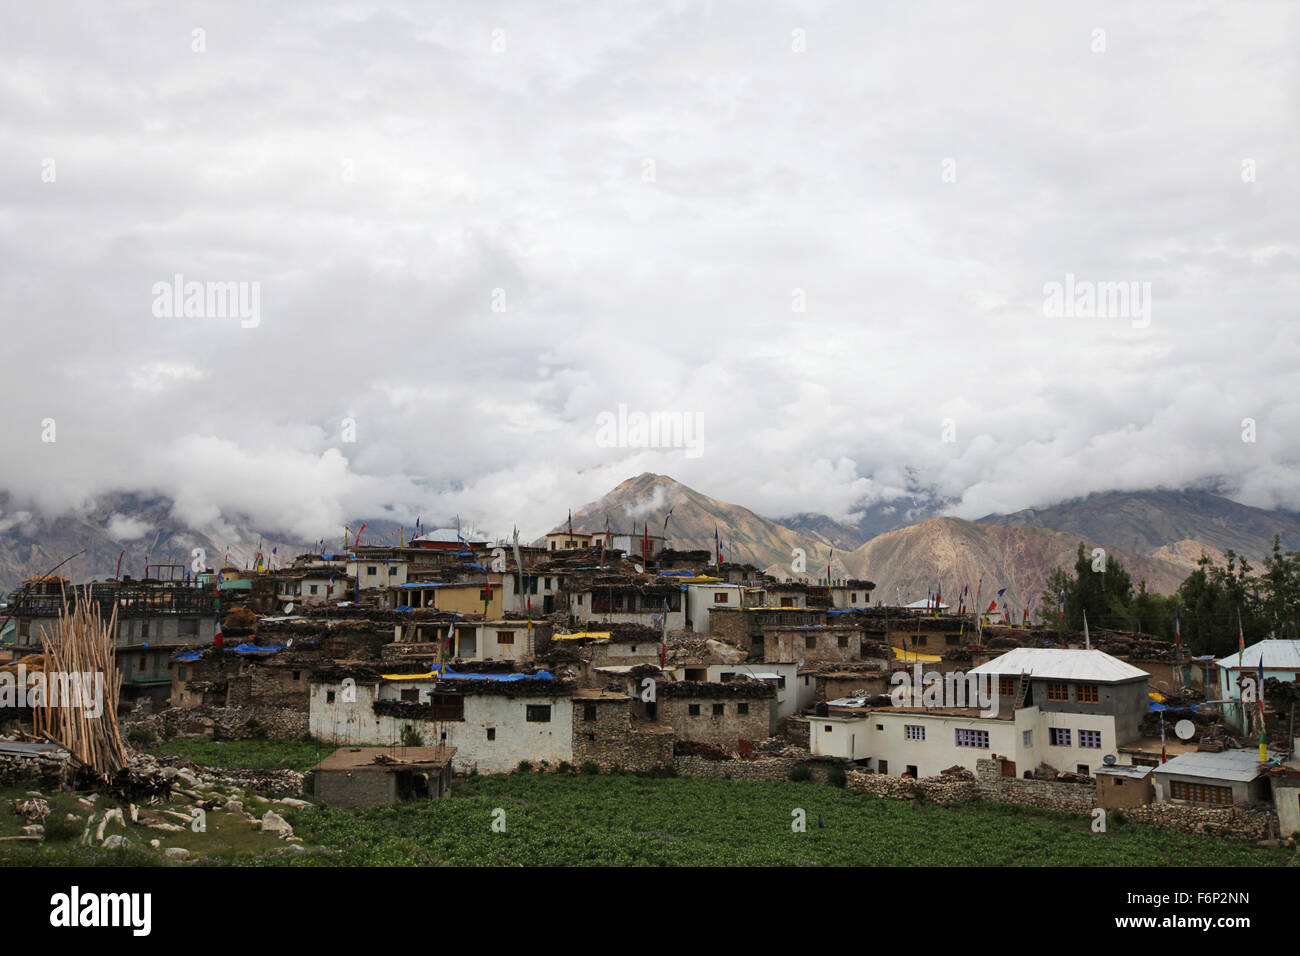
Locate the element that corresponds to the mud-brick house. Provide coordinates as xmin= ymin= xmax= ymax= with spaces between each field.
xmin=707 ymin=606 xmax=824 ymax=657
xmin=309 ymin=746 xmax=456 ymax=808
xmin=655 ymin=680 xmax=776 ymax=749
xmin=762 ymin=624 xmax=870 ymax=664
xmin=169 ymin=644 xmax=320 ymax=711
xmin=569 ymin=580 xmax=685 ymax=632
xmin=309 ymin=667 xmax=576 ymax=773
xmin=668 ymin=662 xmax=802 ymax=729
xmin=571 ymin=688 xmax=674 ymax=771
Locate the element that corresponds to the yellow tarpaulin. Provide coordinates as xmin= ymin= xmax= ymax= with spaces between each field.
xmin=381 ymin=671 xmax=441 ymax=680
xmin=892 ymin=651 xmax=942 ymax=663
xmin=553 ymin=631 xmax=612 ymax=640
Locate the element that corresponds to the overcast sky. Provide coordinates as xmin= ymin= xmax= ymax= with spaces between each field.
xmin=2 ymin=0 xmax=1297 ymax=543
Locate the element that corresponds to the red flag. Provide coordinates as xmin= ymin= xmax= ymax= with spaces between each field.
xmin=987 ymin=600 xmax=998 ymax=613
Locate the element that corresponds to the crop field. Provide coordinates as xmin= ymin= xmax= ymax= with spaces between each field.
xmin=273 ymin=773 xmax=1299 ymax=867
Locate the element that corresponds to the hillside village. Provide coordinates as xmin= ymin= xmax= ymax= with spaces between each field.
xmin=3 ymin=514 xmax=1300 ymax=858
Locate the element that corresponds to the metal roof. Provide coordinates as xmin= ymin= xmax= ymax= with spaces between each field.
xmin=968 ymin=647 xmax=1148 ymax=683
xmin=1154 ymin=749 xmax=1274 ymax=782
xmin=1215 ymin=638 xmax=1300 ymax=671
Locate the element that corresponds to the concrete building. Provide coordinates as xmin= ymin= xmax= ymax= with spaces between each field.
xmin=1214 ymin=639 xmax=1300 ymax=731
xmin=1152 ymin=749 xmax=1276 ymax=806
xmin=809 ymin=648 xmax=1152 ymax=778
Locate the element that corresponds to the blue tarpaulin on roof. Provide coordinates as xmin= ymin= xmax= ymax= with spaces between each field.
xmin=440 ymin=669 xmax=555 ymax=681
xmin=1149 ymin=701 xmax=1198 ymax=712
xmin=232 ymin=642 xmax=287 ymax=654
xmin=172 ymin=650 xmax=202 ymax=662
xmin=657 ymin=570 xmax=693 ymax=577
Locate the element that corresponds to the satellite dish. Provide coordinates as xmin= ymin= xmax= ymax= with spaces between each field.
xmin=634 ymin=564 xmax=644 ymax=574
xmin=1102 ymin=754 xmax=1117 ymax=766
xmin=284 ymin=603 xmax=295 ymax=614
xmin=1174 ymin=719 xmax=1195 ymax=740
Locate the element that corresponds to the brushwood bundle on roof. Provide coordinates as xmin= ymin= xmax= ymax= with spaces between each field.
xmin=658 ymin=680 xmax=776 ymax=700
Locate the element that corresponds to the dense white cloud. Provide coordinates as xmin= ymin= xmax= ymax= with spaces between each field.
xmin=0 ymin=0 xmax=1296 ymax=542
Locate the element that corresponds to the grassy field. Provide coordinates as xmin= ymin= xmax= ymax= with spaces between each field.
xmin=273 ymin=774 xmax=1299 ymax=867
xmin=145 ymin=738 xmax=336 ymax=772
xmin=3 ymin=772 xmax=1295 ymax=867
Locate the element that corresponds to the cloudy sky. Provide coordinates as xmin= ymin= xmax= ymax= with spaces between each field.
xmin=2 ymin=0 xmax=1297 ymax=542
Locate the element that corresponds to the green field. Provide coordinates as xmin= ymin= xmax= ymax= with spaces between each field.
xmin=145 ymin=738 xmax=336 ymax=772
xmin=4 ymin=773 xmax=1295 ymax=867
xmin=274 ymin=774 xmax=1298 ymax=867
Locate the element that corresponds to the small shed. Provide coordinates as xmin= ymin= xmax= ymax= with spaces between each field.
xmin=1095 ymin=763 xmax=1153 ymax=809
xmin=310 ymin=746 xmax=456 ymax=808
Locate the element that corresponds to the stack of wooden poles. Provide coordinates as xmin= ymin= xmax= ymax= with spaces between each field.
xmin=35 ymin=587 xmax=127 ymax=780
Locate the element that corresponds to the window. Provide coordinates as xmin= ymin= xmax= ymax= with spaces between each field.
xmin=292 ymin=671 xmax=301 ymax=680
xmin=850 ymin=593 xmax=857 ymax=602
xmin=389 ymin=565 xmax=398 ymax=574
xmin=525 ymin=705 xmax=551 ymax=723
xmin=138 ymin=655 xmax=147 ymax=672
xmin=367 ymin=566 xmax=378 ymax=576
xmin=945 ymin=635 xmax=960 ymax=646
xmin=400 ymin=688 xmax=419 ymax=702
xmin=326 ymin=690 xmax=336 ymax=704
xmin=1170 ymin=781 xmax=1232 ymax=805
xmin=904 ymin=725 xmax=925 ymax=741
xmin=1049 ymin=728 xmax=1072 ymax=746
xmin=545 ymin=577 xmax=553 ymax=590
xmin=139 ymin=621 xmax=150 ymax=639
xmin=837 ymin=635 xmax=848 ymax=648
xmin=955 ymin=729 xmax=989 ymax=748
xmin=309 ymin=584 xmax=319 ymax=595
xmin=497 ymin=631 xmax=515 ymax=645
xmin=178 ymin=618 xmax=198 ymax=637
xmin=999 ymin=677 xmax=1016 ymax=699
xmin=1022 ymin=730 xmax=1032 ymax=747
xmin=1078 ymin=683 xmax=1099 ymax=703
xmin=1046 ymin=682 xmax=1069 ymax=701
xmin=712 ymin=703 xmax=724 ymax=716
xmin=805 ymin=635 xmax=816 ymax=649
xmin=584 ymin=703 xmax=597 ymax=721
xmin=178 ymin=667 xmax=188 ymax=680
xmin=878 ymin=760 xmax=888 ymax=774
xmin=823 ymin=724 xmax=833 ymax=733
xmin=577 ymin=595 xmax=584 ymax=606
xmin=714 ymin=592 xmax=730 ymax=603
xmin=430 ymin=694 xmax=464 ymax=721
xmin=689 ymin=704 xmax=701 ymax=716
xmin=1076 ymin=764 xmax=1090 ymax=776
xmin=737 ymin=703 xmax=749 ymax=715
xmin=486 ymin=728 xmax=496 ymax=741
xmin=1078 ymin=730 xmax=1102 ymax=749
xmin=916 ymin=635 xmax=927 ymax=646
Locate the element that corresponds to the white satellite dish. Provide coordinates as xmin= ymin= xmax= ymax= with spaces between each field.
xmin=1102 ymin=754 xmax=1117 ymax=766
xmin=284 ymin=602 xmax=295 ymax=614
xmin=1174 ymin=719 xmax=1195 ymax=740
xmin=634 ymin=564 xmax=644 ymax=574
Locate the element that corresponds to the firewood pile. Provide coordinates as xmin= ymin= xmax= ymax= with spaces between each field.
xmin=35 ymin=590 xmax=128 ymax=782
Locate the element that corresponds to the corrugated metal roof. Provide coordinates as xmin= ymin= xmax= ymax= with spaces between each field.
xmin=1215 ymin=638 xmax=1300 ymax=670
xmin=1155 ymin=749 xmax=1274 ymax=782
xmin=968 ymin=647 xmax=1148 ymax=682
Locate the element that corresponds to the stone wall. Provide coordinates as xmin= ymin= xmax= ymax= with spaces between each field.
xmin=672 ymin=755 xmax=843 ymax=783
xmin=1124 ymin=803 xmax=1276 ymax=841
xmin=0 ymin=747 xmax=74 ymax=788
xmin=847 ymin=769 xmax=979 ymax=805
xmin=571 ymin=698 xmax=675 ymax=771
xmin=125 ymin=705 xmax=308 ymax=742
xmin=974 ymin=758 xmax=1098 ymax=812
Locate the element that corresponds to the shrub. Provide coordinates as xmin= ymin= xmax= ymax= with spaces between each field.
xmin=579 ymin=761 xmax=600 ymax=775
xmin=126 ymin=727 xmax=156 ymax=748
xmin=400 ymin=726 xmax=423 ymax=748
xmin=42 ymin=814 xmax=83 ymax=843
xmin=788 ymin=763 xmax=813 ymax=782
xmin=516 ymin=760 xmax=533 ymax=773
xmin=826 ymin=765 xmax=847 ymax=789
xmin=556 ymin=761 xmax=574 ymax=774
